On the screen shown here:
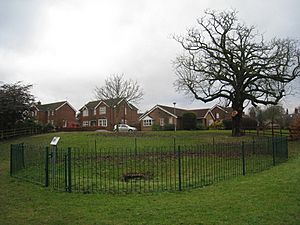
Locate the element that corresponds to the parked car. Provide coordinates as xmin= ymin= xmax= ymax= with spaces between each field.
xmin=113 ymin=124 xmax=137 ymax=132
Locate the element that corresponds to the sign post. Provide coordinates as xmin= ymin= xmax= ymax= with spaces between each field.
xmin=50 ymin=137 xmax=60 ymax=183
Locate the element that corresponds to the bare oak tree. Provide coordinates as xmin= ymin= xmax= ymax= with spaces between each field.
xmin=95 ymin=74 xmax=144 ymax=104
xmin=173 ymin=9 xmax=300 ymax=136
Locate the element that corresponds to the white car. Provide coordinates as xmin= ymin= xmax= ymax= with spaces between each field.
xmin=113 ymin=124 xmax=137 ymax=132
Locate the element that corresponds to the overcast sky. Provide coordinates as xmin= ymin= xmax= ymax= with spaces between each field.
xmin=1 ymin=0 xmax=300 ymax=112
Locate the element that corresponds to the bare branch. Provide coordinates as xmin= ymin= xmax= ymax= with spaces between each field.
xmin=173 ymin=9 xmax=300 ymax=136
xmin=95 ymin=74 xmax=144 ymax=104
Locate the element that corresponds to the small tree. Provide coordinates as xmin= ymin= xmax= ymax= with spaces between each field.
xmin=0 ymin=82 xmax=35 ymax=129
xmin=95 ymin=74 xmax=144 ymax=131
xmin=173 ymin=9 xmax=300 ymax=136
xmin=95 ymin=74 xmax=144 ymax=104
xmin=263 ymin=105 xmax=285 ymax=131
xmin=182 ymin=112 xmax=197 ymax=130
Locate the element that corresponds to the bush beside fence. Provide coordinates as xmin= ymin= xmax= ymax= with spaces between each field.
xmin=10 ymin=137 xmax=288 ymax=194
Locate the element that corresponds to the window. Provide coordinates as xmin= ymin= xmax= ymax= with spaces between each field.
xmin=121 ymin=119 xmax=127 ymax=124
xmin=169 ymin=117 xmax=173 ymax=124
xmin=216 ymin=113 xmax=220 ymax=119
xmin=51 ymin=120 xmax=54 ymax=125
xmin=63 ymin=120 xmax=67 ymax=128
xmin=51 ymin=110 xmax=54 ymax=116
xmin=160 ymin=118 xmax=165 ymax=126
xmin=98 ymin=119 xmax=107 ymax=127
xmin=94 ymin=109 xmax=97 ymax=115
xmin=99 ymin=107 xmax=106 ymax=115
xmin=83 ymin=109 xmax=88 ymax=117
xmin=83 ymin=121 xmax=89 ymax=127
xmin=124 ymin=107 xmax=127 ymax=115
xmin=90 ymin=120 xmax=97 ymax=126
xmin=143 ymin=119 xmax=153 ymax=127
xmin=35 ymin=111 xmax=37 ymax=116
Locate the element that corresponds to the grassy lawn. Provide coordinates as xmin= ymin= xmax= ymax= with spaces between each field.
xmin=1 ymin=131 xmax=300 ymax=225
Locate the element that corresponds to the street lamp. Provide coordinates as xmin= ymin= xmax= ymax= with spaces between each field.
xmin=173 ymin=102 xmax=176 ymax=132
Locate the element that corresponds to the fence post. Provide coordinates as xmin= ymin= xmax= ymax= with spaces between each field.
xmin=64 ymin=152 xmax=68 ymax=191
xmin=134 ymin=137 xmax=137 ymax=156
xmin=252 ymin=136 xmax=255 ymax=154
xmin=285 ymin=137 xmax=289 ymax=160
xmin=10 ymin=144 xmax=13 ymax=176
xmin=21 ymin=143 xmax=25 ymax=169
xmin=67 ymin=147 xmax=72 ymax=193
xmin=241 ymin=142 xmax=246 ymax=176
xmin=272 ymin=138 xmax=276 ymax=166
xmin=173 ymin=137 xmax=176 ymax=152
xmin=45 ymin=147 xmax=49 ymax=187
xmin=177 ymin=145 xmax=182 ymax=191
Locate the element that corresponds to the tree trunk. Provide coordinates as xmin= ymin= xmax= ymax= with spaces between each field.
xmin=232 ymin=107 xmax=243 ymax=137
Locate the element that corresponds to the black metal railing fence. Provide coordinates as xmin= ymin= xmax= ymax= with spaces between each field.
xmin=10 ymin=136 xmax=288 ymax=194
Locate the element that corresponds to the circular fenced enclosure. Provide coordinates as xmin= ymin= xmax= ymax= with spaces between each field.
xmin=10 ymin=136 xmax=288 ymax=194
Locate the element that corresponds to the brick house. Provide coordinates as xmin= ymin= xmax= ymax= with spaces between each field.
xmin=192 ymin=108 xmax=215 ymax=127
xmin=78 ymin=98 xmax=139 ymax=131
xmin=139 ymin=105 xmax=186 ymax=131
xmin=209 ymin=105 xmax=233 ymax=122
xmin=139 ymin=104 xmax=231 ymax=131
xmin=31 ymin=101 xmax=77 ymax=128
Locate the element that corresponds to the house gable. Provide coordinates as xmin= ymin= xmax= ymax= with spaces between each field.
xmin=210 ymin=105 xmax=232 ymax=120
xmin=210 ymin=105 xmax=229 ymax=113
xmin=94 ymin=100 xmax=110 ymax=110
xmin=139 ymin=105 xmax=178 ymax=121
xmin=55 ymin=101 xmax=77 ymax=113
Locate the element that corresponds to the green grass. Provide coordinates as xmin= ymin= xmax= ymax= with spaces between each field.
xmin=1 ymin=131 xmax=300 ymax=224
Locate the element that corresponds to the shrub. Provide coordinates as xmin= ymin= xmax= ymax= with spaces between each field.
xmin=223 ymin=118 xmax=258 ymax=130
xmin=43 ymin=123 xmax=55 ymax=132
xmin=223 ymin=119 xmax=232 ymax=130
xmin=209 ymin=121 xmax=224 ymax=130
xmin=164 ymin=124 xmax=175 ymax=131
xmin=196 ymin=124 xmax=207 ymax=130
xmin=241 ymin=117 xmax=258 ymax=130
xmin=182 ymin=112 xmax=197 ymax=130
xmin=152 ymin=124 xmax=162 ymax=131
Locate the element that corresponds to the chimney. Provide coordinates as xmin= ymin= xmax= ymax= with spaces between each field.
xmin=37 ymin=101 xmax=41 ymax=105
